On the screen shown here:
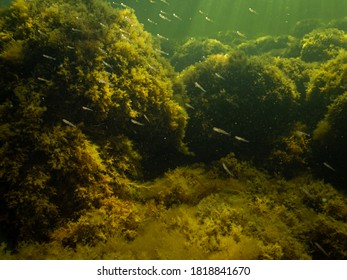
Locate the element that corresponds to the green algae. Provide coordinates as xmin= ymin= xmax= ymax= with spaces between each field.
xmin=0 ymin=0 xmax=347 ymax=260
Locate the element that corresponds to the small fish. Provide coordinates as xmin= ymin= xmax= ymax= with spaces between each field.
xmin=38 ymin=29 xmax=47 ymax=36
xmin=131 ymin=119 xmax=144 ymax=126
xmin=143 ymin=114 xmax=150 ymax=123
xmin=301 ymin=188 xmax=313 ymax=199
xmin=71 ymin=27 xmax=82 ymax=33
xmin=314 ymin=242 xmax=329 ymax=257
xmin=205 ymin=16 xmax=214 ymax=23
xmin=248 ymin=8 xmax=258 ymax=15
xmin=205 ymin=16 xmax=214 ymax=22
xmin=296 ymin=130 xmax=310 ymax=137
xmin=67 ymin=45 xmax=75 ymax=50
xmin=222 ymin=162 xmax=233 ymax=176
xmin=102 ymin=60 xmax=113 ymax=70
xmin=198 ymin=10 xmax=208 ymax=16
xmin=236 ymin=30 xmax=247 ymax=38
xmin=185 ymin=103 xmax=195 ymax=110
xmin=121 ymin=34 xmax=131 ymax=42
xmin=98 ymin=47 xmax=107 ymax=55
xmin=42 ymin=54 xmax=56 ymax=61
xmin=323 ymin=162 xmax=336 ymax=172
xmin=159 ymin=13 xmax=171 ymax=22
xmin=214 ymin=72 xmax=225 ymax=80
xmin=213 ymin=127 xmax=230 ymax=136
xmin=99 ymin=22 xmax=107 ymax=28
xmin=160 ymin=10 xmax=170 ymax=15
xmin=160 ymin=0 xmax=170 ymax=5
xmin=194 ymin=82 xmax=206 ymax=93
xmin=147 ymin=63 xmax=158 ymax=72
xmin=173 ymin=13 xmax=182 ymax=21
xmin=82 ymin=106 xmax=93 ymax=112
xmin=157 ymin=33 xmax=169 ymax=41
xmin=235 ymin=136 xmax=250 ymax=143
xmin=155 ymin=48 xmax=169 ymax=56
xmin=62 ymin=119 xmax=76 ymax=128
xmin=124 ymin=16 xmax=132 ymax=23
xmin=37 ymin=77 xmax=51 ymax=83
xmin=119 ymin=28 xmax=130 ymax=35
xmin=97 ymin=78 xmax=110 ymax=85
xmin=147 ymin=18 xmax=158 ymax=25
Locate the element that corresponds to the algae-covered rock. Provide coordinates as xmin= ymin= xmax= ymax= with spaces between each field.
xmin=0 ymin=0 xmax=188 ymax=243
xmin=305 ymin=50 xmax=347 ymax=127
xmin=300 ymin=28 xmax=347 ymax=62
xmin=291 ymin=19 xmax=324 ymax=38
xmin=238 ymin=35 xmax=298 ymax=57
xmin=171 ymin=37 xmax=231 ymax=71
xmin=3 ymin=156 xmax=346 ymax=260
xmin=312 ymin=92 xmax=347 ymax=184
xmin=180 ymin=51 xmax=300 ymax=163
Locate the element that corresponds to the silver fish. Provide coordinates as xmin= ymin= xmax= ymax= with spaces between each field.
xmin=99 ymin=22 xmax=107 ymax=28
xmin=155 ymin=48 xmax=169 ymax=56
xmin=143 ymin=114 xmax=150 ymax=123
xmin=213 ymin=127 xmax=230 ymax=136
xmin=194 ymin=82 xmax=206 ymax=93
xmin=205 ymin=16 xmax=214 ymax=23
xmin=222 ymin=163 xmax=233 ymax=176
xmin=214 ymin=72 xmax=225 ymax=80
xmin=160 ymin=0 xmax=170 ymax=5
xmin=160 ymin=10 xmax=170 ymax=15
xmin=159 ymin=13 xmax=171 ymax=22
xmin=71 ymin=27 xmax=82 ymax=33
xmin=119 ymin=28 xmax=130 ymax=35
xmin=236 ymin=30 xmax=246 ymax=38
xmin=131 ymin=119 xmax=144 ymax=126
xmin=248 ymin=7 xmax=258 ymax=15
xmin=42 ymin=54 xmax=56 ymax=61
xmin=235 ymin=136 xmax=250 ymax=143
xmin=62 ymin=119 xmax=76 ymax=128
xmin=314 ymin=242 xmax=329 ymax=257
xmin=82 ymin=106 xmax=93 ymax=112
xmin=173 ymin=13 xmax=182 ymax=21
xmin=157 ymin=33 xmax=169 ymax=41
xmin=102 ymin=60 xmax=113 ymax=70
xmin=323 ymin=162 xmax=336 ymax=172
xmin=38 ymin=29 xmax=47 ymax=36
xmin=147 ymin=63 xmax=158 ymax=72
xmin=98 ymin=47 xmax=107 ymax=55
xmin=185 ymin=103 xmax=195 ymax=110
xmin=296 ymin=130 xmax=310 ymax=137
xmin=37 ymin=77 xmax=51 ymax=83
xmin=147 ymin=18 xmax=158 ymax=25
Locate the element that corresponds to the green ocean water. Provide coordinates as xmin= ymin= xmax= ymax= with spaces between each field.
xmin=118 ymin=0 xmax=347 ymax=38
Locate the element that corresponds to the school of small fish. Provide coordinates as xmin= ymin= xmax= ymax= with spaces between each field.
xmin=35 ymin=0 xmax=338 ymax=180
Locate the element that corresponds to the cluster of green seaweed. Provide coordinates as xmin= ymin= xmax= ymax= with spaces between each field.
xmin=0 ymin=0 xmax=188 ymax=246
xmin=0 ymin=0 xmax=346 ymax=260
xmin=1 ymin=153 xmax=346 ymax=259
xmin=172 ymin=17 xmax=347 ymax=185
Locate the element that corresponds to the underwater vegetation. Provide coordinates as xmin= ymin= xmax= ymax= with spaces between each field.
xmin=0 ymin=0 xmax=188 ymax=244
xmin=170 ymin=37 xmax=231 ymax=72
xmin=1 ymin=154 xmax=346 ymax=260
xmin=0 ymin=0 xmax=346 ymax=260
xmin=180 ymin=50 xmax=300 ymax=164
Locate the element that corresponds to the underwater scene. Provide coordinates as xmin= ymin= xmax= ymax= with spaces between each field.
xmin=0 ymin=0 xmax=347 ymax=260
